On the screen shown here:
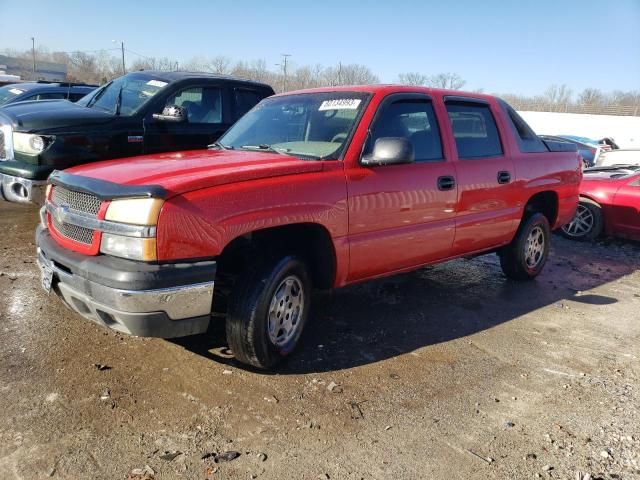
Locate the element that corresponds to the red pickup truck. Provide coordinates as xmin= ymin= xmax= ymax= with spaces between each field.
xmin=36 ymin=86 xmax=581 ymax=368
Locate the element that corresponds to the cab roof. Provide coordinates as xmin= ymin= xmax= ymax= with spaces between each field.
xmin=276 ymin=84 xmax=495 ymax=101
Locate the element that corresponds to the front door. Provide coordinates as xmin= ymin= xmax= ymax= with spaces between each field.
xmin=346 ymin=94 xmax=457 ymax=282
xmin=144 ymin=85 xmax=231 ymax=154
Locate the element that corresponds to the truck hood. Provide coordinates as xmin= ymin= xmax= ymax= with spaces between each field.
xmin=64 ymin=149 xmax=325 ymax=197
xmin=0 ymin=100 xmax=113 ymax=132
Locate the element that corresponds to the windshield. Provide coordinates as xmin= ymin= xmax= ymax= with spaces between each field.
xmin=218 ymin=92 xmax=370 ymax=160
xmin=76 ymin=72 xmax=169 ymax=116
xmin=0 ymin=85 xmax=25 ymax=106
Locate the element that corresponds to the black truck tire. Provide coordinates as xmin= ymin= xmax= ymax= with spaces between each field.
xmin=225 ymin=255 xmax=311 ymax=369
xmin=499 ymin=213 xmax=550 ymax=281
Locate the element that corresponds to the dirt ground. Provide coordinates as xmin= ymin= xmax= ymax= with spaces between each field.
xmin=0 ymin=200 xmax=638 ymax=480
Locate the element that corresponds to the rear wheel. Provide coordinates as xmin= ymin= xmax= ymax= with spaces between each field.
xmin=225 ymin=255 xmax=311 ymax=369
xmin=560 ymin=199 xmax=603 ymax=241
xmin=499 ymin=213 xmax=550 ymax=281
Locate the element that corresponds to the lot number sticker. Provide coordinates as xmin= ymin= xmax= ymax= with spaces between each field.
xmin=146 ymin=80 xmax=168 ymax=88
xmin=319 ymin=99 xmax=361 ymax=111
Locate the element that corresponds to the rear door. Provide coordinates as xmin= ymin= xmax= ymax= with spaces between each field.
xmin=346 ymin=93 xmax=457 ymax=281
xmin=444 ymin=97 xmax=518 ymax=254
xmin=610 ymin=175 xmax=640 ymax=239
xmin=144 ymin=84 xmax=231 ymax=153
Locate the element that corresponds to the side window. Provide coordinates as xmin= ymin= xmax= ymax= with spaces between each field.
xmin=364 ymin=99 xmax=443 ymax=162
xmin=166 ymin=87 xmax=222 ymax=124
xmin=36 ymin=92 xmax=66 ymax=100
xmin=499 ymin=100 xmax=547 ymax=153
xmin=234 ymin=89 xmax=263 ymax=121
xmin=445 ymin=102 xmax=503 ymax=159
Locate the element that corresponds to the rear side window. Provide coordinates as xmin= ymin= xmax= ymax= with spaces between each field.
xmin=234 ymin=89 xmax=263 ymax=121
xmin=364 ymin=99 xmax=443 ymax=162
xmin=499 ymin=100 xmax=547 ymax=153
xmin=445 ymin=102 xmax=502 ymax=159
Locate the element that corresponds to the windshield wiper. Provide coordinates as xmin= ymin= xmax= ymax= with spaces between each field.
xmin=87 ymin=83 xmax=109 ymax=108
xmin=114 ymin=85 xmax=123 ymax=116
xmin=240 ymin=144 xmax=291 ymax=156
xmin=208 ymin=141 xmax=233 ymax=150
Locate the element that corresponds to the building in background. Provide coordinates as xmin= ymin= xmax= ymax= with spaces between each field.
xmin=0 ymin=55 xmax=67 ymax=82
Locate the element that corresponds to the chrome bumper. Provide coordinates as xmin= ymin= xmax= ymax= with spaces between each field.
xmin=36 ymin=247 xmax=214 ymax=338
xmin=0 ymin=173 xmax=47 ymax=204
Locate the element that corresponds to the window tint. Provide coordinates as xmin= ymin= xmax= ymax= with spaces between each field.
xmin=36 ymin=92 xmax=66 ymax=100
xmin=364 ymin=99 xmax=443 ymax=162
xmin=68 ymin=93 xmax=87 ymax=102
xmin=499 ymin=100 xmax=547 ymax=153
xmin=234 ymin=89 xmax=263 ymax=120
xmin=446 ymin=102 xmax=502 ymax=158
xmin=166 ymin=87 xmax=222 ymax=124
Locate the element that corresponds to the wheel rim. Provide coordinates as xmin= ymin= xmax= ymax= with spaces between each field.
xmin=562 ymin=204 xmax=594 ymax=237
xmin=524 ymin=226 xmax=545 ymax=268
xmin=267 ymin=275 xmax=305 ymax=347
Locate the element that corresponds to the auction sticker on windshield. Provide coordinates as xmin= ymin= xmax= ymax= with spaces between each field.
xmin=146 ymin=80 xmax=168 ymax=88
xmin=319 ymin=99 xmax=362 ymax=111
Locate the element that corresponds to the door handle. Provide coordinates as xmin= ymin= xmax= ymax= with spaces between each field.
xmin=497 ymin=171 xmax=511 ymax=184
xmin=437 ymin=176 xmax=456 ymax=191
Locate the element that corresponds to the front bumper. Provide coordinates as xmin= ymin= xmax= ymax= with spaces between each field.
xmin=0 ymin=173 xmax=46 ymax=204
xmin=36 ymin=226 xmax=217 ymax=338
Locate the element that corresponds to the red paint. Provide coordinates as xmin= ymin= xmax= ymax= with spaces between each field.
xmin=580 ymin=171 xmax=640 ymax=241
xmin=56 ymin=86 xmax=581 ymax=286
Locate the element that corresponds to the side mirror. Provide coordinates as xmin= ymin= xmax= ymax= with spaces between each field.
xmin=152 ymin=105 xmax=187 ymax=123
xmin=361 ymin=137 xmax=414 ymax=166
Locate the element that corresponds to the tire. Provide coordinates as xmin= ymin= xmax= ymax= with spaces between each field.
xmin=225 ymin=255 xmax=311 ymax=369
xmin=499 ymin=213 xmax=550 ymax=281
xmin=560 ymin=198 xmax=603 ymax=242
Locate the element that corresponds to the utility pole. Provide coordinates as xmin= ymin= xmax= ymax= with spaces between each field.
xmin=31 ymin=37 xmax=36 ymax=76
xmin=280 ymin=54 xmax=291 ymax=92
xmin=338 ymin=61 xmax=342 ymax=86
xmin=112 ymin=40 xmax=126 ymax=75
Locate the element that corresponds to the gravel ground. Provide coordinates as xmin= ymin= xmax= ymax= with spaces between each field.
xmin=0 ymin=200 xmax=638 ymax=480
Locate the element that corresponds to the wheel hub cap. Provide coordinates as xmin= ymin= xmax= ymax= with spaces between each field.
xmin=524 ymin=226 xmax=545 ymax=268
xmin=562 ymin=204 xmax=594 ymax=237
xmin=267 ymin=275 xmax=304 ymax=347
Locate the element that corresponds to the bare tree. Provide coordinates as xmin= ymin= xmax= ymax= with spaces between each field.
xmin=397 ymin=72 xmax=430 ymax=86
xmin=428 ymin=72 xmax=466 ymax=90
xmin=578 ymin=88 xmax=605 ymax=105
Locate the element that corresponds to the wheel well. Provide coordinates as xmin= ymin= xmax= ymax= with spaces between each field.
xmin=216 ymin=223 xmax=336 ymax=290
xmin=524 ymin=191 xmax=559 ymax=226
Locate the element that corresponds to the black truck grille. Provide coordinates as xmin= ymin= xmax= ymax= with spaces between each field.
xmin=52 ymin=185 xmax=102 ymax=215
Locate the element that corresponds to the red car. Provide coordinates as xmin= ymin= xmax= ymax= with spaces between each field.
xmin=562 ymin=165 xmax=640 ymax=241
xmin=36 ymin=85 xmax=581 ymax=368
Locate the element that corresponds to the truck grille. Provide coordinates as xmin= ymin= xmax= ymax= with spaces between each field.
xmin=51 ymin=214 xmax=95 ymax=245
xmin=50 ymin=185 xmax=103 ymax=245
xmin=52 ymin=185 xmax=102 ymax=215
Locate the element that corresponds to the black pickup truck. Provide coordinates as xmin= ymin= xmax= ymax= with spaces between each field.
xmin=0 ymin=71 xmax=274 ymax=203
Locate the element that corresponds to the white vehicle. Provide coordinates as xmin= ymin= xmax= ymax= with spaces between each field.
xmin=596 ymin=149 xmax=640 ymax=167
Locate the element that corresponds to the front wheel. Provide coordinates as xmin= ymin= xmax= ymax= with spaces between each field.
xmin=225 ymin=255 xmax=311 ymax=369
xmin=499 ymin=213 xmax=550 ymax=281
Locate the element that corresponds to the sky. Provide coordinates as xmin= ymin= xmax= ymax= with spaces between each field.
xmin=0 ymin=0 xmax=639 ymax=95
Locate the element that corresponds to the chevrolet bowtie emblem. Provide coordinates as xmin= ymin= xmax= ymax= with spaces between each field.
xmin=55 ymin=204 xmax=69 ymax=224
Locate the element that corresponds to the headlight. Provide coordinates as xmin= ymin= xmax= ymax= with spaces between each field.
xmin=100 ymin=233 xmax=157 ymax=261
xmin=105 ymin=198 xmax=164 ymax=225
xmin=13 ymin=132 xmax=53 ymax=155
